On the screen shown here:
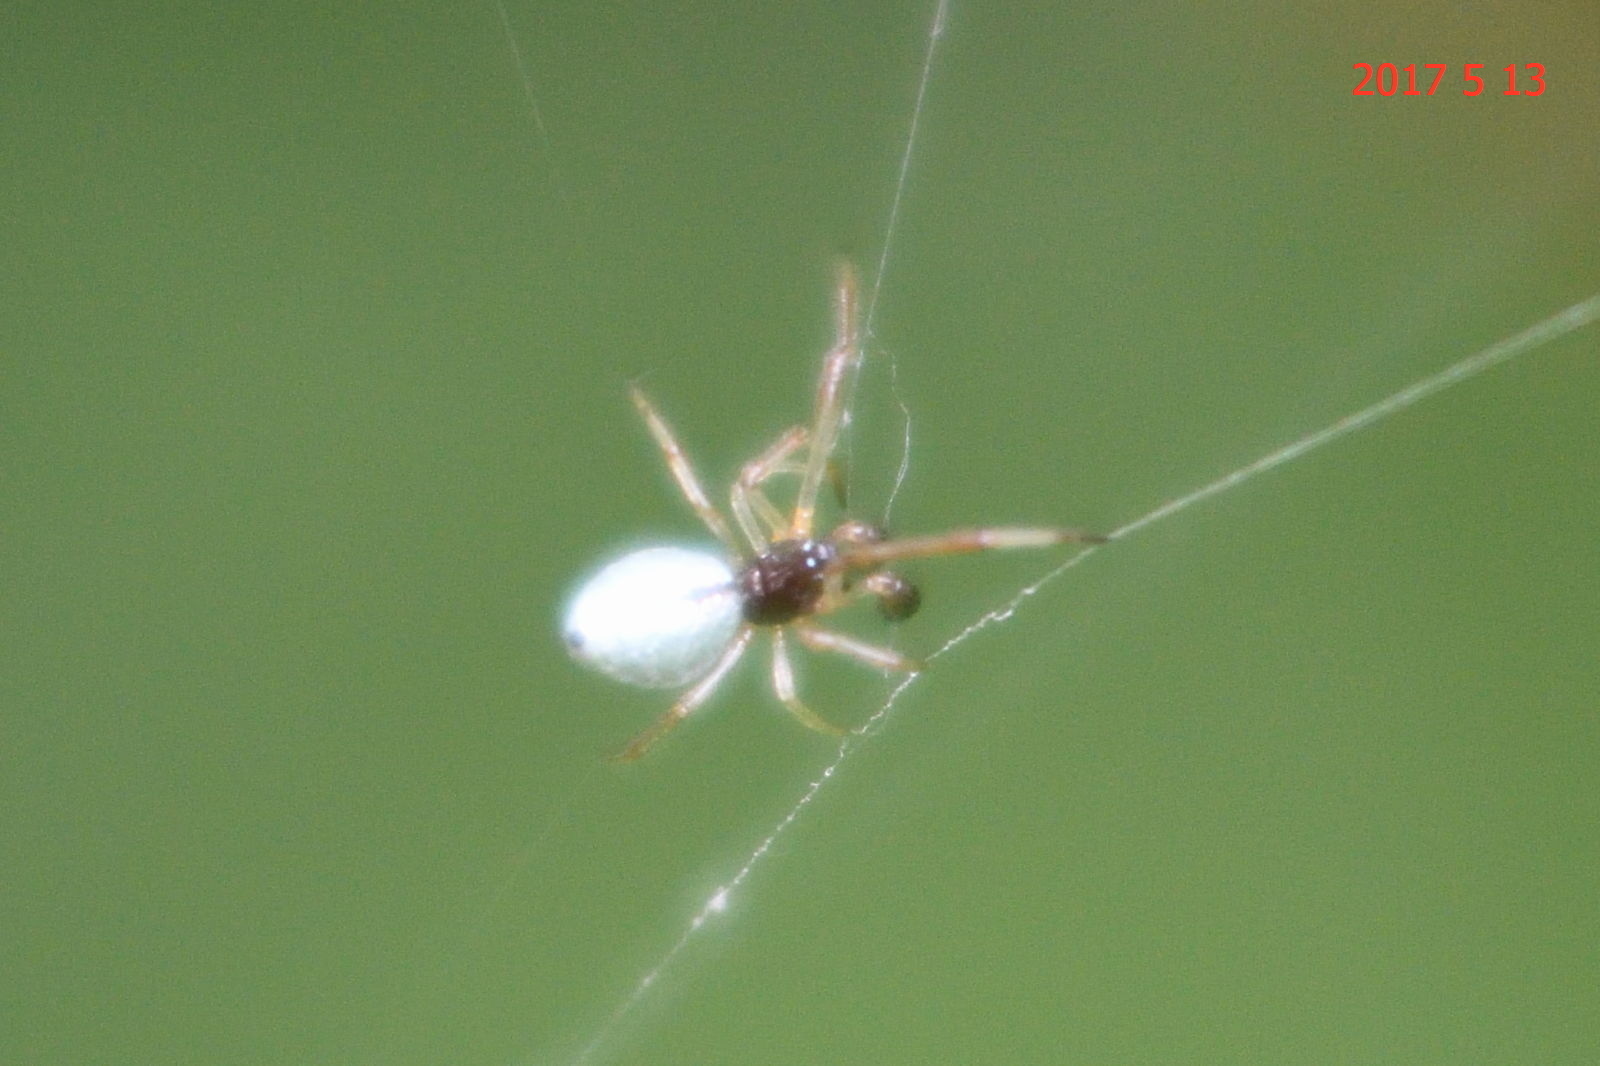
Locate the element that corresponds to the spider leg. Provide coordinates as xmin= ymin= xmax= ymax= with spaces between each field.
xmin=793 ymin=623 xmax=924 ymax=673
xmin=826 ymin=455 xmax=850 ymax=509
xmin=731 ymin=424 xmax=809 ymax=551
xmin=629 ymin=383 xmax=739 ymax=554
xmin=732 ymin=427 xmax=849 ymax=549
xmin=839 ymin=526 xmax=1107 ymax=568
xmin=611 ymin=627 xmax=754 ymax=762
xmin=770 ymin=628 xmax=849 ymax=736
xmin=790 ymin=263 xmax=859 ymax=538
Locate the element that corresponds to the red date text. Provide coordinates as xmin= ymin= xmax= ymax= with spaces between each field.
xmin=1352 ymin=63 xmax=1545 ymax=97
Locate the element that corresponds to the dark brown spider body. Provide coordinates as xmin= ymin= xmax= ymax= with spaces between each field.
xmin=737 ymin=538 xmax=837 ymax=625
xmin=737 ymin=529 xmax=925 ymax=627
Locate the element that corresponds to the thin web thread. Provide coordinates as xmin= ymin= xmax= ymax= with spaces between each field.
xmin=857 ymin=0 xmax=948 ymax=526
xmin=565 ymin=294 xmax=1600 ymax=1064
xmin=862 ymin=0 xmax=948 ymax=338
xmin=490 ymin=0 xmax=572 ymax=212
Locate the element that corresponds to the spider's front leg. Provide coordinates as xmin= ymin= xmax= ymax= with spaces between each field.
xmin=840 ymin=526 xmax=1107 ymax=569
xmin=791 ymin=263 xmax=859 ymax=538
xmin=731 ymin=424 xmax=852 ymax=551
xmin=628 ymin=383 xmax=740 ymax=554
xmin=731 ymin=424 xmax=809 ymax=551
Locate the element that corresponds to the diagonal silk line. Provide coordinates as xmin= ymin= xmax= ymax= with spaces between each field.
xmin=562 ymin=290 xmax=1600 ymax=1065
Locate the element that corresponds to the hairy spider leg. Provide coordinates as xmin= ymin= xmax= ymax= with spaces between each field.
xmin=611 ymin=626 xmax=755 ymax=762
xmin=839 ymin=526 xmax=1107 ymax=569
xmin=629 ymin=383 xmax=740 ymax=554
xmin=790 ymin=263 xmax=860 ymax=539
xmin=731 ymin=424 xmax=809 ymax=551
xmin=770 ymin=628 xmax=849 ymax=736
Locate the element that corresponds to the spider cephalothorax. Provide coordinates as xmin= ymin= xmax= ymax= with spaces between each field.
xmin=562 ymin=263 xmax=1104 ymax=760
xmin=736 ymin=538 xmax=836 ymax=625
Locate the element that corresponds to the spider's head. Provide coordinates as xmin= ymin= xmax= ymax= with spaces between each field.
xmin=736 ymin=538 xmax=837 ymax=626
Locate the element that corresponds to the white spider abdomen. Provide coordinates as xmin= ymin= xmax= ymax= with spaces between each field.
xmin=561 ymin=546 xmax=742 ymax=689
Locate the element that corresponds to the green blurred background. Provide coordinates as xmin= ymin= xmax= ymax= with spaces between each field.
xmin=6 ymin=2 xmax=1598 ymax=1063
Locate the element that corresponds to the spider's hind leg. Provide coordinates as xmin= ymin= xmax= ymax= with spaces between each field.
xmin=611 ymin=628 xmax=754 ymax=762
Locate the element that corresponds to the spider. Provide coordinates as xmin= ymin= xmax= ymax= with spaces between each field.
xmin=562 ymin=264 xmax=1105 ymax=761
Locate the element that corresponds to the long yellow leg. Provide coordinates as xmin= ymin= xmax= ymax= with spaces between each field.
xmin=731 ymin=424 xmax=809 ymax=550
xmin=611 ymin=628 xmax=753 ymax=762
xmin=769 ymin=629 xmax=848 ymax=736
xmin=839 ymin=526 xmax=1106 ymax=568
xmin=628 ymin=383 xmax=739 ymax=554
xmin=790 ymin=263 xmax=859 ymax=538
xmin=793 ymin=624 xmax=924 ymax=674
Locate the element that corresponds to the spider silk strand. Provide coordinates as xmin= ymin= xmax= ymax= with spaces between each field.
xmin=863 ymin=0 xmax=947 ymax=338
xmin=489 ymin=0 xmax=571 ymax=213
xmin=869 ymin=290 xmax=1600 ymax=714
xmin=857 ymin=0 xmax=949 ymax=528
